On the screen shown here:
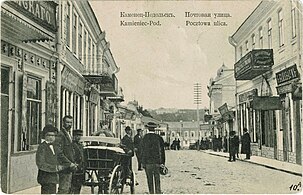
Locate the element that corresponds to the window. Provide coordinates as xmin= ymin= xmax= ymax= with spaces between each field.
xmin=251 ymin=34 xmax=255 ymax=49
xmin=72 ymin=12 xmax=77 ymax=54
xmin=88 ymin=36 xmax=91 ymax=69
xmin=267 ymin=19 xmax=272 ymax=48
xmin=278 ymin=9 xmax=284 ymax=47
xmin=184 ymin=131 xmax=188 ymax=137
xmin=92 ymin=43 xmax=95 ymax=72
xmin=245 ymin=41 xmax=249 ymax=51
xmin=291 ymin=1 xmax=296 ymax=38
xmin=66 ymin=3 xmax=70 ymax=47
xmin=22 ymin=76 xmax=42 ymax=151
xmin=78 ymin=21 xmax=82 ymax=61
xmin=239 ymin=46 xmax=243 ymax=58
xmin=259 ymin=27 xmax=263 ymax=48
xmin=191 ymin=131 xmax=195 ymax=137
xmin=84 ymin=30 xmax=87 ymax=66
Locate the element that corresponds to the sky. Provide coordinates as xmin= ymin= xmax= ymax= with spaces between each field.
xmin=90 ymin=0 xmax=261 ymax=109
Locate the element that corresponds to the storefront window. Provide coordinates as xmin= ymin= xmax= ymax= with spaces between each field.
xmin=24 ymin=76 xmax=42 ymax=150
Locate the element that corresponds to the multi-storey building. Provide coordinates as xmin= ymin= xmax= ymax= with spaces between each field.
xmin=168 ymin=121 xmax=210 ymax=148
xmin=207 ymin=64 xmax=236 ymax=138
xmin=229 ymin=0 xmax=302 ymax=164
xmin=0 ymin=1 xmax=123 ymax=192
xmin=1 ymin=1 xmax=58 ymax=192
xmin=59 ymin=1 xmax=123 ymax=137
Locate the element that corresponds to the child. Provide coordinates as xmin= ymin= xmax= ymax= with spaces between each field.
xmin=36 ymin=125 xmax=63 ymax=194
xmin=71 ymin=129 xmax=85 ymax=194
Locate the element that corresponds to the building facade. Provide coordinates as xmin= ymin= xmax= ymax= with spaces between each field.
xmin=1 ymin=1 xmax=58 ymax=192
xmin=0 ymin=1 xmax=123 ymax=192
xmin=229 ymin=0 xmax=302 ymax=164
xmin=207 ymin=64 xmax=236 ymax=139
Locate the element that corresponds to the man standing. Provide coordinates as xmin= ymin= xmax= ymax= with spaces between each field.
xmin=141 ymin=122 xmax=165 ymax=194
xmin=228 ymin=131 xmax=239 ymax=162
xmin=121 ymin=126 xmax=134 ymax=181
xmin=55 ymin=115 xmax=77 ymax=194
xmin=71 ymin=129 xmax=84 ymax=194
xmin=134 ymin=129 xmax=143 ymax=171
xmin=241 ymin=128 xmax=251 ymax=159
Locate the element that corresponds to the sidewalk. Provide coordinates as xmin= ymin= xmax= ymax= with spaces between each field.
xmin=202 ymin=150 xmax=302 ymax=176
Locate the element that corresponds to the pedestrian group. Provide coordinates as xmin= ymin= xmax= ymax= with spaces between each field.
xmin=35 ymin=116 xmax=166 ymax=194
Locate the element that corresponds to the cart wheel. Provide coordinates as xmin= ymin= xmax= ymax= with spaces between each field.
xmin=109 ymin=165 xmax=124 ymax=194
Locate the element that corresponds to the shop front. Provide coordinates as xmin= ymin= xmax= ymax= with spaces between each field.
xmin=1 ymin=1 xmax=57 ymax=192
xmin=276 ymin=64 xmax=301 ymax=164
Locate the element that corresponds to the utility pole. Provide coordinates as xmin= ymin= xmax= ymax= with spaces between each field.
xmin=194 ymin=83 xmax=202 ymax=150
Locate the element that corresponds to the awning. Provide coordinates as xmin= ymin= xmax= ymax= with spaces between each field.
xmin=252 ymin=96 xmax=282 ymax=110
xmin=1 ymin=2 xmax=56 ymax=42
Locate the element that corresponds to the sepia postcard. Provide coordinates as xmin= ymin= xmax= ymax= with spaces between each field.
xmin=0 ymin=0 xmax=302 ymax=194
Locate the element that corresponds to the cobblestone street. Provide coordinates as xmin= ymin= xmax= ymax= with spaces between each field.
xmin=82 ymin=150 xmax=301 ymax=194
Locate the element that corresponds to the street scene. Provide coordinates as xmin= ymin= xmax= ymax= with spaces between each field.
xmin=1 ymin=0 xmax=303 ymax=194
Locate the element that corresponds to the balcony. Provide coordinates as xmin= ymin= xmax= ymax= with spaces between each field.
xmin=234 ymin=49 xmax=274 ymax=80
xmin=100 ymin=74 xmax=118 ymax=97
xmin=83 ymin=65 xmax=113 ymax=85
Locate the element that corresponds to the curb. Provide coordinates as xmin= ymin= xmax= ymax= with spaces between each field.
xmin=202 ymin=151 xmax=302 ymax=177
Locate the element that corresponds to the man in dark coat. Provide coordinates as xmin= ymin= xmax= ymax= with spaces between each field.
xmin=36 ymin=125 xmax=63 ymax=194
xmin=241 ymin=128 xmax=251 ymax=159
xmin=55 ymin=115 xmax=77 ymax=194
xmin=134 ymin=129 xmax=143 ymax=171
xmin=121 ymin=126 xmax=134 ymax=181
xmin=71 ymin=129 xmax=85 ymax=194
xmin=141 ymin=122 xmax=165 ymax=194
xmin=228 ymin=131 xmax=239 ymax=162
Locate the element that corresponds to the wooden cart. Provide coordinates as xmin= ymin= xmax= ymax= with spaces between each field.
xmin=81 ymin=136 xmax=135 ymax=194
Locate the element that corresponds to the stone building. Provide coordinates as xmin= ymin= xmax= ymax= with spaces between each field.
xmin=1 ymin=1 xmax=58 ymax=193
xmin=229 ymin=0 xmax=302 ymax=164
xmin=207 ymin=64 xmax=236 ymax=138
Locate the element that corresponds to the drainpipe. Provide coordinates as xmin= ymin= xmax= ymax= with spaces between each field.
xmin=56 ymin=2 xmax=62 ymax=129
xmin=228 ymin=36 xmax=238 ymax=133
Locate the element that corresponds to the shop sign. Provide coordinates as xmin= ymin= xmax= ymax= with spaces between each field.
xmin=276 ymin=65 xmax=299 ymax=85
xmin=234 ymin=49 xmax=274 ymax=80
xmin=218 ymin=103 xmax=229 ymax=115
xmin=276 ymin=84 xmax=293 ymax=95
xmin=90 ymin=87 xmax=99 ymax=104
xmin=239 ymin=89 xmax=258 ymax=103
xmin=46 ymin=81 xmax=57 ymax=125
xmin=252 ymin=96 xmax=282 ymax=110
xmin=61 ymin=67 xmax=85 ymax=95
xmin=6 ymin=1 xmax=57 ymax=33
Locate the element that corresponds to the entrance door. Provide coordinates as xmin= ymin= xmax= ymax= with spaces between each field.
xmin=1 ymin=67 xmax=9 ymax=193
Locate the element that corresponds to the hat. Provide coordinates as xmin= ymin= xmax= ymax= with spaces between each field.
xmin=73 ymin=129 xmax=83 ymax=136
xmin=42 ymin=125 xmax=58 ymax=137
xmin=146 ymin=122 xmax=157 ymax=129
xmin=137 ymin=128 xmax=143 ymax=132
xmin=125 ymin=126 xmax=131 ymax=131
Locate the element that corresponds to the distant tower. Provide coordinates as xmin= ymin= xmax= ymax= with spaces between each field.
xmin=194 ymin=83 xmax=202 ymax=138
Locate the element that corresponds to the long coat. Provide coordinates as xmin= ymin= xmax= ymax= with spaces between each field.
xmin=241 ymin=132 xmax=251 ymax=154
xmin=54 ymin=128 xmax=75 ymax=172
xmin=141 ymin=133 xmax=165 ymax=165
xmin=36 ymin=142 xmax=59 ymax=184
xmin=229 ymin=135 xmax=239 ymax=155
xmin=121 ymin=134 xmax=134 ymax=156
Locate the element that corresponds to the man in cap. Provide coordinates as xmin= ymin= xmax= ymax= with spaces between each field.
xmin=36 ymin=125 xmax=63 ymax=194
xmin=134 ymin=129 xmax=144 ymax=171
xmin=121 ymin=126 xmax=134 ymax=182
xmin=141 ymin=122 xmax=165 ymax=194
xmin=71 ymin=129 xmax=84 ymax=194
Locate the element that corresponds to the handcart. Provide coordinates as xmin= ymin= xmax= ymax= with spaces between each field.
xmin=80 ymin=136 xmax=136 ymax=194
